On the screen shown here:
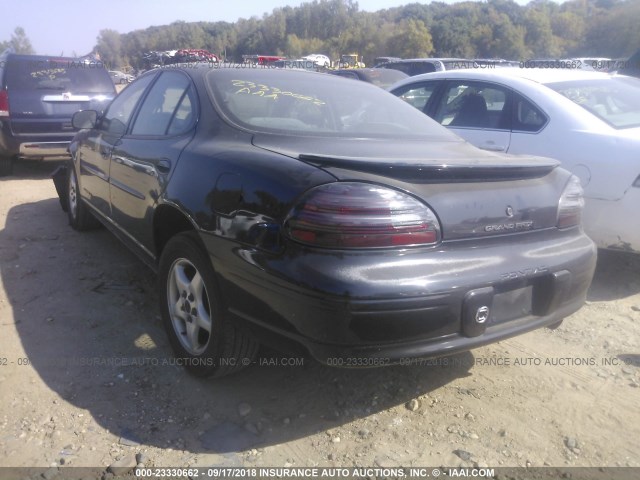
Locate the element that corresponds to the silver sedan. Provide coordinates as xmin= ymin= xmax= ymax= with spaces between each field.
xmin=390 ymin=68 xmax=640 ymax=253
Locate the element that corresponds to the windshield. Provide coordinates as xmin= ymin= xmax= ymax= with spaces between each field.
xmin=6 ymin=57 xmax=114 ymax=93
xmin=546 ymin=76 xmax=640 ymax=129
xmin=206 ymin=69 xmax=454 ymax=139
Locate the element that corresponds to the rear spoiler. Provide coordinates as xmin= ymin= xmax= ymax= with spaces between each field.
xmin=299 ymin=154 xmax=558 ymax=183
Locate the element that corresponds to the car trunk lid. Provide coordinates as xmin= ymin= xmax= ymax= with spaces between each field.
xmin=253 ymin=135 xmax=566 ymax=241
xmin=253 ymin=135 xmax=557 ymax=180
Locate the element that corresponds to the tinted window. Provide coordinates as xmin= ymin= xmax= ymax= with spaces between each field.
xmin=380 ymin=62 xmax=412 ymax=76
xmin=435 ymin=81 xmax=510 ymax=130
xmin=382 ymin=62 xmax=438 ymax=76
xmin=207 ymin=70 xmax=457 ymax=139
xmin=100 ymin=74 xmax=155 ymax=135
xmin=167 ymin=88 xmax=196 ymax=135
xmin=131 ymin=72 xmax=192 ymax=136
xmin=409 ymin=62 xmax=438 ymax=76
xmin=513 ymin=95 xmax=547 ymax=132
xmin=6 ymin=57 xmax=114 ymax=93
xmin=546 ymin=76 xmax=640 ymax=129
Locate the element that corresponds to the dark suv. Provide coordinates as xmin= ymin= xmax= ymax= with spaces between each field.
xmin=0 ymin=50 xmax=115 ymax=175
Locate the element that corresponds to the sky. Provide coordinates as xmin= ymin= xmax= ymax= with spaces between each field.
xmin=2 ymin=0 xmax=536 ymax=57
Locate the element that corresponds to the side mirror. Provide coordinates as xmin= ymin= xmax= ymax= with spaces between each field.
xmin=72 ymin=110 xmax=98 ymax=130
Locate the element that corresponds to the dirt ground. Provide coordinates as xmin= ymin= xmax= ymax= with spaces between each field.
xmin=1 ymin=161 xmax=639 ymax=475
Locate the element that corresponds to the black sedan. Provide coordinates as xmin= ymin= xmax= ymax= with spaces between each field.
xmin=55 ymin=66 xmax=596 ymax=377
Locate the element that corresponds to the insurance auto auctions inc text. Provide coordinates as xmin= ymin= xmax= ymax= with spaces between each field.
xmin=198 ymin=467 xmax=495 ymax=478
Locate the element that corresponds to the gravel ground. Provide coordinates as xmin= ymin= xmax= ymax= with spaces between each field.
xmin=0 ymin=161 xmax=639 ymax=477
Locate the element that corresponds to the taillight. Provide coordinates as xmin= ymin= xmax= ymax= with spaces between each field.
xmin=0 ymin=90 xmax=9 ymax=117
xmin=284 ymin=182 xmax=441 ymax=248
xmin=557 ymin=175 xmax=584 ymax=228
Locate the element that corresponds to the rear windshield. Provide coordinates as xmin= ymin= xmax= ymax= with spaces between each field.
xmin=380 ymin=62 xmax=438 ymax=76
xmin=6 ymin=57 xmax=114 ymax=93
xmin=206 ymin=69 xmax=455 ymax=139
xmin=546 ymin=76 xmax=640 ymax=129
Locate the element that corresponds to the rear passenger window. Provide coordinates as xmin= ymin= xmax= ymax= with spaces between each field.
xmin=513 ymin=96 xmax=547 ymax=132
xmin=435 ymin=81 xmax=511 ymax=130
xmin=167 ymin=88 xmax=195 ymax=135
xmin=131 ymin=72 xmax=192 ymax=136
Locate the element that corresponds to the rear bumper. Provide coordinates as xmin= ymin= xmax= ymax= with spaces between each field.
xmin=205 ymin=228 xmax=597 ymax=365
xmin=298 ymin=297 xmax=583 ymax=365
xmin=19 ymin=141 xmax=71 ymax=160
xmin=0 ymin=125 xmax=72 ymax=160
xmin=584 ymin=192 xmax=640 ymax=253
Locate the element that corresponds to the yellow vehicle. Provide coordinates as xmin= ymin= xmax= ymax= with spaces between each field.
xmin=334 ymin=54 xmax=365 ymax=69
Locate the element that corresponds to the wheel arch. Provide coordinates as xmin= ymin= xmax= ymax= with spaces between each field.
xmin=153 ymin=203 xmax=200 ymax=260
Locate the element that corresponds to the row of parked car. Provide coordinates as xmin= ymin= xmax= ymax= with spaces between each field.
xmin=1 ymin=49 xmax=637 ymax=378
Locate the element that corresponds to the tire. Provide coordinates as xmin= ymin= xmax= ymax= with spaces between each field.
xmin=67 ymin=161 xmax=100 ymax=230
xmin=159 ymin=232 xmax=258 ymax=377
xmin=0 ymin=156 xmax=13 ymax=177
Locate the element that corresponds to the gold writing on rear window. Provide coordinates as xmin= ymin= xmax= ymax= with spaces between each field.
xmin=231 ymin=80 xmax=325 ymax=105
xmin=30 ymin=68 xmax=66 ymax=80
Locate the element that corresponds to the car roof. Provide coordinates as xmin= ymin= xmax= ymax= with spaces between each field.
xmin=398 ymin=67 xmax=618 ymax=85
xmin=389 ymin=68 xmax=634 ymax=93
xmin=487 ymin=68 xmax=617 ymax=83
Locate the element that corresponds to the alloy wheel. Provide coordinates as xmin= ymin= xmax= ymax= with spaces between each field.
xmin=166 ymin=258 xmax=213 ymax=355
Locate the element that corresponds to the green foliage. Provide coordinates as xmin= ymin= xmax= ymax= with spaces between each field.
xmin=584 ymin=0 xmax=640 ymax=57
xmin=96 ymin=29 xmax=123 ymax=67
xmin=5 ymin=0 xmax=634 ymax=68
xmin=1 ymin=27 xmax=35 ymax=54
xmin=388 ymin=19 xmax=434 ymax=58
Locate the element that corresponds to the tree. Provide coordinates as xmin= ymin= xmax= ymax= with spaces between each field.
xmin=584 ymin=0 xmax=640 ymax=57
xmin=387 ymin=19 xmax=434 ymax=58
xmin=490 ymin=12 xmax=528 ymax=59
xmin=551 ymin=11 xmax=586 ymax=56
xmin=83 ymin=0 xmax=637 ymax=67
xmin=285 ymin=33 xmax=304 ymax=57
xmin=524 ymin=8 xmax=558 ymax=57
xmin=261 ymin=9 xmax=287 ymax=54
xmin=1 ymin=27 xmax=35 ymax=54
xmin=96 ymin=29 xmax=123 ymax=67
